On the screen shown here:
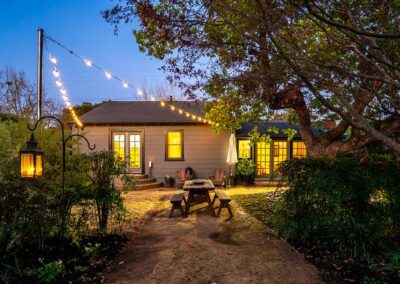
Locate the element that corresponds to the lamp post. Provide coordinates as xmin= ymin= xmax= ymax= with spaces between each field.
xmin=20 ymin=115 xmax=95 ymax=267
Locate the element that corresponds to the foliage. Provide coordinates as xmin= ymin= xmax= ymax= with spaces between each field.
xmin=103 ymin=0 xmax=400 ymax=156
xmin=33 ymin=260 xmax=63 ymax=283
xmin=275 ymin=155 xmax=400 ymax=261
xmin=235 ymin=158 xmax=256 ymax=177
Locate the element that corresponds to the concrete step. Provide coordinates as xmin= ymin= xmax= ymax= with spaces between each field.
xmin=134 ymin=174 xmax=148 ymax=179
xmin=136 ymin=178 xmax=157 ymax=185
xmin=134 ymin=181 xmax=163 ymax=190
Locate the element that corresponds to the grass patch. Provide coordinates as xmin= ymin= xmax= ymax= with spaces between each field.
xmin=232 ymin=193 xmax=277 ymax=229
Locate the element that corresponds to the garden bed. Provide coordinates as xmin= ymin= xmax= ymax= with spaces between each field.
xmin=1 ymin=234 xmax=129 ymax=283
xmin=233 ymin=193 xmax=400 ymax=284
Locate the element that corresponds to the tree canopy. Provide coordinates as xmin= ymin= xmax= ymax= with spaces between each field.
xmin=103 ymin=0 xmax=400 ymax=157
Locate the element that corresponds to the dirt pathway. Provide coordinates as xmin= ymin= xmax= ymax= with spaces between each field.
xmin=106 ymin=189 xmax=322 ymax=284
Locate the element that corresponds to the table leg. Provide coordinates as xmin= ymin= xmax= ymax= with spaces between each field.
xmin=184 ymin=191 xmax=194 ymax=217
xmin=205 ymin=191 xmax=216 ymax=217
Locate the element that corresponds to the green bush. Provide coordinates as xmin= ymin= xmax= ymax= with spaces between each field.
xmin=275 ymin=155 xmax=400 ymax=261
xmin=235 ymin=158 xmax=256 ymax=176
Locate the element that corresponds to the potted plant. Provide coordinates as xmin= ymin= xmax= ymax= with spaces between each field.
xmin=235 ymin=159 xmax=256 ymax=185
xmin=164 ymin=175 xmax=174 ymax=187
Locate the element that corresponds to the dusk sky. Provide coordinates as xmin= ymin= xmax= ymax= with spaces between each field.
xmin=0 ymin=0 xmax=167 ymax=105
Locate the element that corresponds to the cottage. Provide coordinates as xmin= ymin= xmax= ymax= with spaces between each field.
xmin=75 ymin=101 xmax=310 ymax=187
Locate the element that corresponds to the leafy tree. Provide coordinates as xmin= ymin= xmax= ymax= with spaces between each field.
xmin=103 ymin=0 xmax=400 ymax=157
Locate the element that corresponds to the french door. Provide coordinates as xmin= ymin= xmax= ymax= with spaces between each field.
xmin=255 ymin=141 xmax=288 ymax=176
xmin=113 ymin=132 xmax=143 ymax=173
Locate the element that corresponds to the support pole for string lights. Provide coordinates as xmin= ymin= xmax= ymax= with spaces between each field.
xmin=37 ymin=28 xmax=44 ymax=120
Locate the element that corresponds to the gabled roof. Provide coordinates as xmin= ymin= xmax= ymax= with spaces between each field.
xmin=80 ymin=101 xmax=206 ymax=126
xmin=236 ymin=121 xmax=321 ymax=139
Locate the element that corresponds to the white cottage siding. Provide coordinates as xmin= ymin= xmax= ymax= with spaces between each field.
xmin=77 ymin=125 xmax=230 ymax=183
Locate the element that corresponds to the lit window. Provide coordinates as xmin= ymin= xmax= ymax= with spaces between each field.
xmin=238 ymin=140 xmax=251 ymax=159
xmin=292 ymin=141 xmax=307 ymax=158
xmin=256 ymin=142 xmax=271 ymax=175
xmin=129 ymin=134 xmax=141 ymax=169
xmin=166 ymin=131 xmax=184 ymax=160
xmin=273 ymin=141 xmax=288 ymax=171
xmin=113 ymin=134 xmax=125 ymax=160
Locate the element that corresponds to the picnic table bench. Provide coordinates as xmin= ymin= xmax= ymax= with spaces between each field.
xmin=212 ymin=189 xmax=233 ymax=218
xmin=169 ymin=192 xmax=187 ymax=218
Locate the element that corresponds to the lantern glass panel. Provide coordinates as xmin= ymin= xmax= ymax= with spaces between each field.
xmin=21 ymin=153 xmax=35 ymax=178
xmin=36 ymin=154 xmax=43 ymax=176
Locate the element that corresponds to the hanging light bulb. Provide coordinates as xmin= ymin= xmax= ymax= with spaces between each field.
xmin=137 ymin=88 xmax=143 ymax=96
xmin=123 ymin=82 xmax=128 ymax=88
xmin=160 ymin=101 xmax=165 ymax=107
xmin=52 ymin=69 xmax=60 ymax=78
xmin=56 ymin=80 xmax=62 ymax=87
xmin=186 ymin=113 xmax=190 ymax=117
xmin=60 ymin=89 xmax=67 ymax=95
xmin=50 ymin=56 xmax=57 ymax=64
xmin=84 ymin=59 xmax=92 ymax=67
xmin=179 ymin=109 xmax=183 ymax=114
xmin=150 ymin=96 xmax=155 ymax=101
xmin=192 ymin=115 xmax=196 ymax=120
xmin=105 ymin=71 xmax=112 ymax=79
xmin=170 ymin=106 xmax=175 ymax=111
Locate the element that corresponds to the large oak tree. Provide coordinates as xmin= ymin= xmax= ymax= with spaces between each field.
xmin=103 ymin=0 xmax=400 ymax=157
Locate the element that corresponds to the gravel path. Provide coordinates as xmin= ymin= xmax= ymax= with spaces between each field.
xmin=105 ymin=188 xmax=322 ymax=284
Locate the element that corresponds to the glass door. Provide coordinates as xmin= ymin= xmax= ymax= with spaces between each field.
xmin=129 ymin=133 xmax=142 ymax=173
xmin=256 ymin=142 xmax=271 ymax=176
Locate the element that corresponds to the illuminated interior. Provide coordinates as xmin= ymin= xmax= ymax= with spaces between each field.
xmin=167 ymin=131 xmax=183 ymax=159
xmin=273 ymin=141 xmax=288 ymax=170
xmin=238 ymin=140 xmax=251 ymax=159
xmin=129 ymin=134 xmax=141 ymax=169
xmin=256 ymin=142 xmax=271 ymax=175
xmin=292 ymin=141 xmax=307 ymax=158
xmin=113 ymin=134 xmax=125 ymax=160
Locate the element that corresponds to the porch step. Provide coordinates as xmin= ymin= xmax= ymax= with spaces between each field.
xmin=135 ymin=181 xmax=163 ymax=190
xmin=134 ymin=174 xmax=148 ymax=179
xmin=136 ymin=178 xmax=157 ymax=185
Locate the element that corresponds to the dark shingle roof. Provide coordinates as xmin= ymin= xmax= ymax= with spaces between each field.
xmin=80 ymin=101 xmax=206 ymax=125
xmin=236 ymin=121 xmax=321 ymax=138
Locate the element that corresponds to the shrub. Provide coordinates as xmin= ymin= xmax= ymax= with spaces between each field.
xmin=85 ymin=151 xmax=134 ymax=233
xmin=235 ymin=158 xmax=256 ymax=176
xmin=275 ymin=155 xmax=400 ymax=261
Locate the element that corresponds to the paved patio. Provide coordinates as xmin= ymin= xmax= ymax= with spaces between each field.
xmin=105 ymin=188 xmax=322 ymax=284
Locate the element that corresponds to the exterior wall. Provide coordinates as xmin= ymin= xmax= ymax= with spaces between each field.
xmin=76 ymin=125 xmax=231 ymax=183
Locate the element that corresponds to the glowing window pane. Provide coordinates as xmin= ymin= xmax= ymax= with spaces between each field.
xmin=129 ymin=134 xmax=141 ymax=169
xmin=238 ymin=140 xmax=251 ymax=159
xmin=292 ymin=141 xmax=307 ymax=158
xmin=113 ymin=134 xmax=125 ymax=160
xmin=167 ymin=131 xmax=183 ymax=159
xmin=256 ymin=142 xmax=270 ymax=175
xmin=273 ymin=141 xmax=288 ymax=171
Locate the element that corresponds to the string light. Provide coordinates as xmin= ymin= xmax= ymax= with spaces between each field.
xmin=50 ymin=56 xmax=57 ymax=64
xmin=44 ymin=34 xmax=210 ymax=125
xmin=84 ymin=59 xmax=92 ymax=66
xmin=47 ymin=54 xmax=83 ymax=128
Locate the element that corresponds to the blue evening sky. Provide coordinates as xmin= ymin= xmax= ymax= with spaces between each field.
xmin=0 ymin=0 xmax=167 ymax=105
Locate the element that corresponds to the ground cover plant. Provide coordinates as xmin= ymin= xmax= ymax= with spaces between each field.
xmin=234 ymin=154 xmax=400 ymax=283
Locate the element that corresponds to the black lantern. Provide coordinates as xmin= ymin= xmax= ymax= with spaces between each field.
xmin=20 ymin=133 xmax=43 ymax=179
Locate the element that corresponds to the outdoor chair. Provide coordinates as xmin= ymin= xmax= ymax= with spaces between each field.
xmin=176 ymin=169 xmax=189 ymax=188
xmin=211 ymin=169 xmax=226 ymax=188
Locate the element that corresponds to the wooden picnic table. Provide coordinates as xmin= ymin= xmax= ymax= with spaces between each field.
xmin=183 ymin=179 xmax=216 ymax=217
